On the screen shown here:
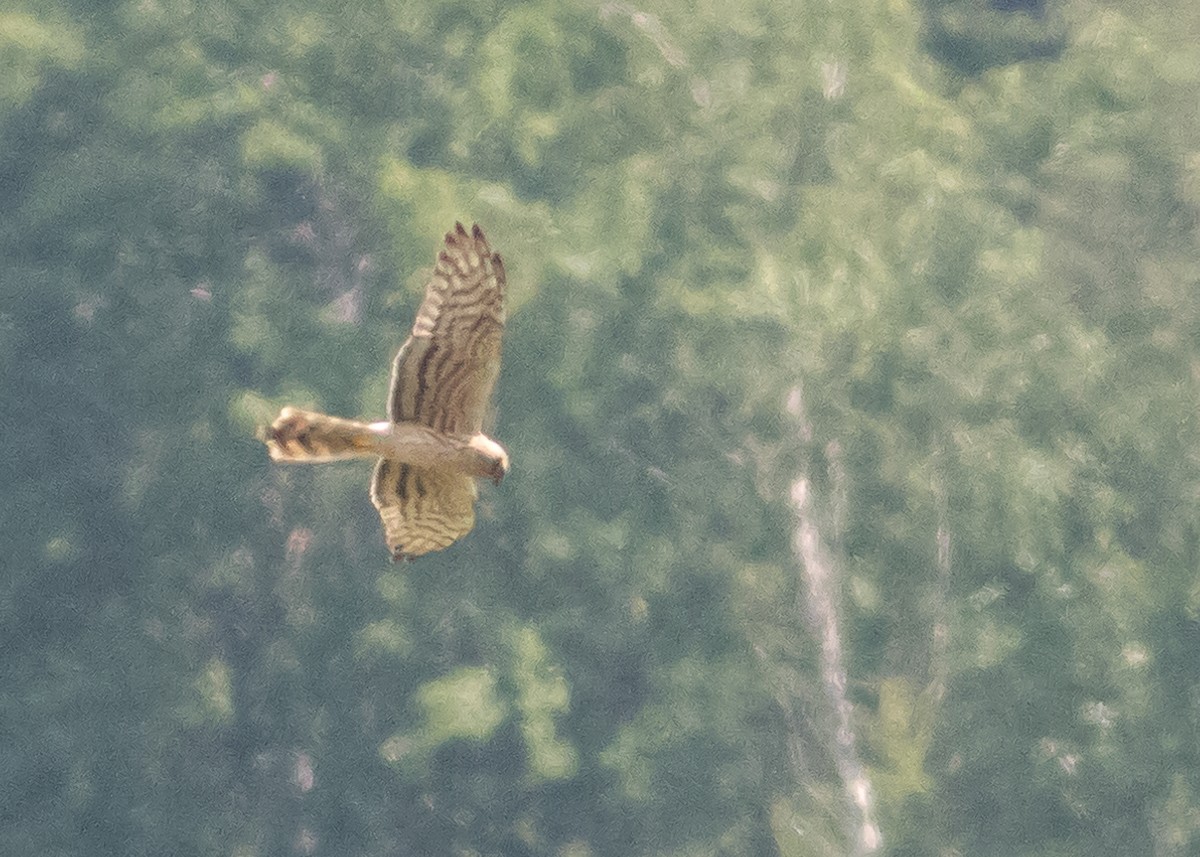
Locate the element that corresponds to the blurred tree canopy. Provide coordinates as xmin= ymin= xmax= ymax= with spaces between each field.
xmin=3 ymin=1 xmax=1200 ymax=856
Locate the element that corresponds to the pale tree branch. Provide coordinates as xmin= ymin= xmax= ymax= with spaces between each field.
xmin=785 ymin=384 xmax=882 ymax=856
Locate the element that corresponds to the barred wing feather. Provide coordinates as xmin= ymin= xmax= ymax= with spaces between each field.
xmin=386 ymin=222 xmax=506 ymax=434
xmin=371 ymin=223 xmax=505 ymax=559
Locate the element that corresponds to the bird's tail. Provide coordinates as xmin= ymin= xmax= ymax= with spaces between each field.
xmin=261 ymin=407 xmax=382 ymax=462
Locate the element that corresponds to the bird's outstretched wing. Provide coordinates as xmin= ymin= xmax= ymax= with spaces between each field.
xmin=370 ymin=223 xmax=506 ymax=559
xmin=370 ymin=459 xmax=478 ymax=560
xmin=385 ymin=222 xmax=506 ymax=433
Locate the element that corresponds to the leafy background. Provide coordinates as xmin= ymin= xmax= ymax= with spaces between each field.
xmin=3 ymin=1 xmax=1200 ymax=855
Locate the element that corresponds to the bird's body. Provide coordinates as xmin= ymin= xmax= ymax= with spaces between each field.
xmin=264 ymin=407 xmax=507 ymax=478
xmin=262 ymin=223 xmax=508 ymax=560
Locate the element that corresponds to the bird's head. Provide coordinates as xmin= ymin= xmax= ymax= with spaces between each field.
xmin=469 ymin=434 xmax=510 ymax=485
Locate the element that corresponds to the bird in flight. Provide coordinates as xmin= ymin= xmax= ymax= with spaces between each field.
xmin=262 ymin=222 xmax=508 ymax=561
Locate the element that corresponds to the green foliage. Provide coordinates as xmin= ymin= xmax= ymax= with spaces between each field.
xmin=384 ymin=667 xmax=508 ymax=768
xmin=920 ymin=0 xmax=1068 ymax=75
xmin=0 ymin=12 xmax=83 ymax=110
xmin=4 ymin=0 xmax=1200 ymax=855
xmin=508 ymin=626 xmax=577 ymax=783
xmin=867 ymin=679 xmax=935 ymax=802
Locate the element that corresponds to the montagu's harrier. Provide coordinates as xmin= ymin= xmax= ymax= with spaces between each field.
xmin=262 ymin=223 xmax=508 ymax=560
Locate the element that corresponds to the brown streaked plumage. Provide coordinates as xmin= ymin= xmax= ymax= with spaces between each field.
xmin=261 ymin=223 xmax=508 ymax=560
xmin=264 ymin=407 xmax=507 ymax=480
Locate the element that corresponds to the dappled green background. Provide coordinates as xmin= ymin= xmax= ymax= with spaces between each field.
xmin=4 ymin=0 xmax=1200 ymax=855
